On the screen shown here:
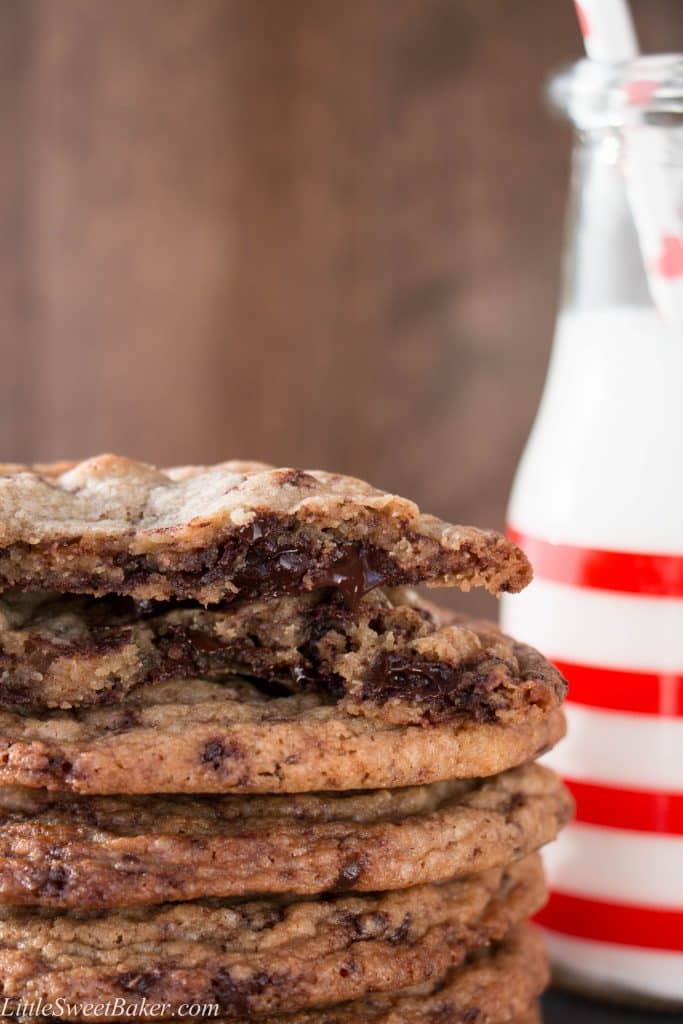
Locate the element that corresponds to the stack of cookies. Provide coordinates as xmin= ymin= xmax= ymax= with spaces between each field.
xmin=0 ymin=457 xmax=571 ymax=1024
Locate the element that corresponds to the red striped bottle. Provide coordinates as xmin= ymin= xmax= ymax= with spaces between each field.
xmin=501 ymin=57 xmax=683 ymax=1006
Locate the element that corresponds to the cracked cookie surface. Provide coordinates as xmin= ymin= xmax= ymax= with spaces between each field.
xmin=0 ymin=457 xmax=531 ymax=603
xmin=191 ymin=925 xmax=548 ymax=1024
xmin=0 ymin=764 xmax=571 ymax=907
xmin=0 ymin=590 xmax=566 ymax=730
xmin=0 ymin=856 xmax=544 ymax=1020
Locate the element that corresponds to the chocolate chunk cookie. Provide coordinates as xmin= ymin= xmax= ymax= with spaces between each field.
xmin=0 ymin=764 xmax=571 ymax=907
xmin=169 ymin=926 xmax=549 ymax=1024
xmin=0 ymin=590 xmax=566 ymax=729
xmin=0 ymin=856 xmax=544 ymax=1021
xmin=248 ymin=925 xmax=548 ymax=1023
xmin=242 ymin=929 xmax=548 ymax=1024
xmin=0 ymin=457 xmax=530 ymax=603
xmin=0 ymin=666 xmax=566 ymax=793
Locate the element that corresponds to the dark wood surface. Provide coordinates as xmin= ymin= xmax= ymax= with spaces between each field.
xmin=1 ymin=0 xmax=681 ymax=613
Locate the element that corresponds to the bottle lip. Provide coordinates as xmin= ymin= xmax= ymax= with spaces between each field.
xmin=548 ymin=54 xmax=683 ymax=129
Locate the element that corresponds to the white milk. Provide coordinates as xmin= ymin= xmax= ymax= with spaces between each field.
xmin=507 ymin=307 xmax=683 ymax=552
xmin=502 ymin=305 xmax=683 ymax=1003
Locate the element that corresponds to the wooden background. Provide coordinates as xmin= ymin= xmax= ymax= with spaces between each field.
xmin=1 ymin=0 xmax=680 ymax=587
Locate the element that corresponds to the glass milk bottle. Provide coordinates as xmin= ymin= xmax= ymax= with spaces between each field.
xmin=501 ymin=57 xmax=683 ymax=1006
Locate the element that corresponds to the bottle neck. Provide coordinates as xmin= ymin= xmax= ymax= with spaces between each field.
xmin=561 ymin=129 xmax=651 ymax=312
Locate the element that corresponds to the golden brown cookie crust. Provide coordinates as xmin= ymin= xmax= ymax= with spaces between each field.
xmin=0 ymin=856 xmax=545 ymax=1021
xmin=0 ymin=457 xmax=531 ymax=603
xmin=515 ymin=1005 xmax=542 ymax=1024
xmin=0 ymin=668 xmax=566 ymax=793
xmin=0 ymin=764 xmax=571 ymax=907
xmin=214 ymin=925 xmax=549 ymax=1024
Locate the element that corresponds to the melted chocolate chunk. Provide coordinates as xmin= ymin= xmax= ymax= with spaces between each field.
xmin=311 ymin=545 xmax=392 ymax=610
xmin=168 ymin=627 xmax=225 ymax=655
xmin=48 ymin=515 xmax=406 ymax=604
xmin=291 ymin=602 xmax=353 ymax=696
xmin=218 ymin=521 xmax=399 ymax=608
xmin=363 ymin=653 xmax=503 ymax=723
xmin=154 ymin=626 xmax=236 ymax=681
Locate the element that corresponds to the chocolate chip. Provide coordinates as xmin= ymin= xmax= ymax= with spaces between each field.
xmin=202 ymin=739 xmax=240 ymax=769
xmin=312 ymin=544 xmax=392 ymax=610
xmin=118 ymin=972 xmax=158 ymax=994
xmin=338 ymin=957 xmax=361 ymax=979
xmin=503 ymin=792 xmax=526 ymax=814
xmin=40 ymin=865 xmax=69 ymax=896
xmin=388 ymin=912 xmax=412 ymax=945
xmin=334 ymin=857 xmax=366 ymax=890
xmin=11 ymin=512 xmax=411 ymax=605
xmin=362 ymin=652 xmax=504 ymax=724
xmin=212 ymin=969 xmax=284 ymax=1015
xmin=154 ymin=624 xmax=235 ymax=682
xmin=107 ymin=710 xmax=139 ymax=733
xmin=277 ymin=469 xmax=317 ymax=488
xmin=46 ymin=754 xmax=72 ymax=777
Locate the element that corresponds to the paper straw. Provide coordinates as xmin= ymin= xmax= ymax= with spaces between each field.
xmin=574 ymin=1 xmax=638 ymax=62
xmin=573 ymin=1 xmax=683 ymax=323
xmin=624 ymin=123 xmax=683 ymax=323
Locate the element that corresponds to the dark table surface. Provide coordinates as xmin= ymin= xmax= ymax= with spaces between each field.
xmin=543 ymin=989 xmax=679 ymax=1022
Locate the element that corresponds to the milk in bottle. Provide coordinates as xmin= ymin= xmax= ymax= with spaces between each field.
xmin=501 ymin=57 xmax=683 ymax=1006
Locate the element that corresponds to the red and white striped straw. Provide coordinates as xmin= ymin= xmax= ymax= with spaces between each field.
xmin=574 ymin=0 xmax=638 ymax=61
xmin=574 ymin=1 xmax=683 ymax=324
